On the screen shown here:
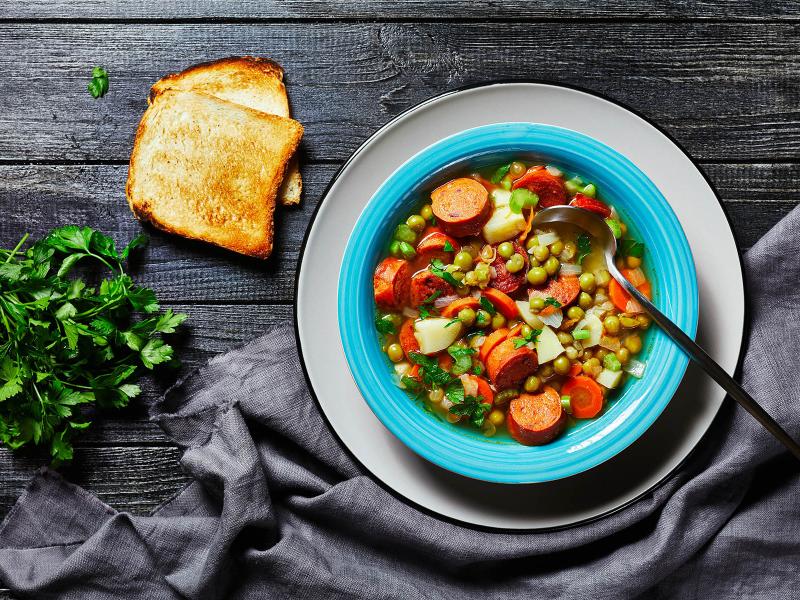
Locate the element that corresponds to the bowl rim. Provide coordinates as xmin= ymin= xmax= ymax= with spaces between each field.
xmin=338 ymin=121 xmax=699 ymax=484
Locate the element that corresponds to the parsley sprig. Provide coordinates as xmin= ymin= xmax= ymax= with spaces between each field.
xmin=0 ymin=227 xmax=186 ymax=463
xmin=513 ymin=328 xmax=542 ymax=349
xmin=430 ymin=258 xmax=464 ymax=288
xmin=576 ymin=233 xmax=592 ymax=264
xmin=88 ymin=66 xmax=109 ymax=99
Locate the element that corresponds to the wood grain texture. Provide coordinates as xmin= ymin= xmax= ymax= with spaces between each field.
xmin=3 ymin=0 xmax=799 ymax=20
xmin=0 ymin=23 xmax=799 ymax=162
xmin=0 ymin=446 xmax=190 ymax=515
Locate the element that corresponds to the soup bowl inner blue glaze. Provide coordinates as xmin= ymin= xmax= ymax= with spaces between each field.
xmin=338 ymin=122 xmax=698 ymax=484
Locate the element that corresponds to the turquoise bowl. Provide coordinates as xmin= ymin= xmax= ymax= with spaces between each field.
xmin=338 ymin=123 xmax=698 ymax=483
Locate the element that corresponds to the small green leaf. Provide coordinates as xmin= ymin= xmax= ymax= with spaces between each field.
xmin=57 ymin=253 xmax=86 ymax=277
xmin=577 ymin=233 xmax=592 ymax=264
xmin=490 ymin=163 xmax=511 ymax=184
xmin=479 ymin=296 xmax=496 ymax=316
xmin=88 ymin=66 xmax=109 ymax=99
xmin=140 ymin=339 xmax=173 ymax=369
xmin=120 ymin=234 xmax=148 ymax=261
xmin=54 ymin=302 xmax=77 ymax=320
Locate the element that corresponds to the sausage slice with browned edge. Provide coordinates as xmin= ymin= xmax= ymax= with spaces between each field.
xmin=507 ymin=387 xmax=567 ymax=445
xmin=486 ymin=338 xmax=538 ymax=390
xmin=398 ymin=318 xmax=420 ymax=359
xmin=430 ymin=177 xmax=491 ymax=237
xmin=414 ymin=230 xmax=460 ymax=270
xmin=373 ymin=257 xmax=411 ymax=310
xmin=490 ymin=242 xmax=529 ymax=294
xmin=409 ymin=270 xmax=455 ymax=307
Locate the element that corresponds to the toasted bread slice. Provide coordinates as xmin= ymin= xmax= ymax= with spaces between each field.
xmin=150 ymin=56 xmax=303 ymax=206
xmin=127 ymin=90 xmax=303 ymax=259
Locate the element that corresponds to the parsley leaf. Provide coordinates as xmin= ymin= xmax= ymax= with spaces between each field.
xmin=87 ymin=66 xmax=109 ymax=99
xmin=577 ymin=233 xmax=592 ymax=264
xmin=512 ymin=328 xmax=542 ymax=348
xmin=447 ymin=345 xmax=476 ymax=375
xmin=479 ymin=296 xmax=496 ymax=316
xmin=490 ymin=163 xmax=511 ymax=184
xmin=417 ymin=290 xmax=441 ymax=320
xmin=619 ymin=238 xmax=645 ymax=259
xmin=443 ymin=240 xmax=454 ymax=252
xmin=449 ymin=391 xmax=491 ymax=428
xmin=408 ymin=352 xmax=454 ymax=388
xmin=0 ymin=228 xmax=187 ymax=462
xmin=429 ymin=258 xmax=464 ymax=288
xmin=543 ymin=297 xmax=562 ymax=308
xmin=444 ymin=317 xmax=461 ymax=328
xmin=375 ymin=314 xmax=397 ymax=335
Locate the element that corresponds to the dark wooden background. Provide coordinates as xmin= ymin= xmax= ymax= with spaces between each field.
xmin=0 ymin=1 xmax=799 ymax=595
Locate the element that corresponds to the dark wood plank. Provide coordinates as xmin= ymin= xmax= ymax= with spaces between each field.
xmin=0 ymin=23 xmax=798 ymax=162
xmin=0 ymin=163 xmax=339 ymax=302
xmin=0 ymin=446 xmax=190 ymax=516
xmin=3 ymin=1 xmax=799 ymax=20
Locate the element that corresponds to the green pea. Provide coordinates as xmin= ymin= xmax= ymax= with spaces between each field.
xmin=458 ymin=307 xmax=476 ymax=327
xmin=475 ymin=309 xmax=491 ymax=328
xmin=497 ymin=242 xmax=515 ymax=259
xmin=544 ymin=256 xmax=560 ymax=275
xmin=420 ymin=204 xmax=434 ymax=221
xmin=389 ymin=240 xmax=402 ymax=258
xmin=491 ymin=313 xmax=507 ymax=329
xmin=451 ymin=271 xmax=465 ymax=282
xmin=464 ymin=271 xmax=478 ymax=286
xmin=475 ymin=262 xmax=491 ymax=282
xmin=620 ymin=316 xmax=639 ymax=329
xmin=578 ymin=292 xmax=593 ymax=310
xmin=530 ymin=296 xmax=545 ymax=311
xmin=406 ymin=214 xmax=426 ymax=232
xmin=595 ymin=269 xmax=611 ymax=287
xmin=550 ymin=240 xmax=564 ymax=255
xmin=603 ymin=315 xmax=621 ymax=335
xmin=532 ymin=245 xmax=550 ymax=262
xmin=553 ymin=355 xmax=571 ymax=375
xmin=454 ymin=251 xmax=473 ymax=270
xmin=616 ymin=348 xmax=630 ymax=364
xmin=398 ymin=241 xmax=416 ymax=260
xmin=387 ymin=343 xmax=404 ymax=362
xmin=509 ymin=161 xmax=527 ymax=178
xmin=578 ymin=272 xmax=596 ymax=292
xmin=567 ymin=306 xmax=584 ymax=320
xmin=524 ymin=375 xmax=541 ymax=393
xmin=557 ymin=331 xmax=573 ymax=345
xmin=527 ymin=267 xmax=548 ymax=285
xmin=394 ymin=223 xmax=417 ymax=244
xmin=582 ymin=183 xmax=597 ymax=198
xmin=506 ymin=254 xmax=525 ymax=273
xmin=495 ymin=389 xmax=519 ymax=405
xmin=526 ymin=236 xmax=539 ymax=250
xmin=520 ymin=324 xmax=533 ymax=338
xmin=624 ymin=334 xmax=643 ymax=354
xmin=565 ymin=346 xmax=579 ymax=360
xmin=501 ymin=177 xmax=513 ymax=190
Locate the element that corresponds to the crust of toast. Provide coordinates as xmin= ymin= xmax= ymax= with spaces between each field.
xmin=150 ymin=56 xmax=302 ymax=205
xmin=126 ymin=89 xmax=303 ymax=259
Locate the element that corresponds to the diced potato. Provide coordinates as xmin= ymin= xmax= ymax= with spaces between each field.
xmin=482 ymin=205 xmax=527 ymax=244
xmin=491 ymin=188 xmax=512 ymax=207
xmin=573 ymin=314 xmax=603 ymax=348
xmin=596 ymin=368 xmax=623 ymax=389
xmin=516 ymin=300 xmax=544 ymax=329
xmin=535 ymin=325 xmax=565 ymax=364
xmin=413 ymin=318 xmax=462 ymax=355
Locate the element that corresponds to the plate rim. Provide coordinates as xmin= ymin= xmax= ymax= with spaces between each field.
xmin=293 ymin=79 xmax=748 ymax=532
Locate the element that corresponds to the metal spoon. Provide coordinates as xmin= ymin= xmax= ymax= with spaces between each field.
xmin=532 ymin=205 xmax=800 ymax=460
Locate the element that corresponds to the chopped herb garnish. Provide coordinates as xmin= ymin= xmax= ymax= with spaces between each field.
xmin=490 ymin=163 xmax=511 ymax=184
xmin=443 ymin=240 xmax=454 ymax=252
xmin=375 ymin=314 xmax=397 ymax=335
xmin=509 ymin=188 xmax=539 ymax=214
xmin=88 ymin=66 xmax=109 ymax=99
xmin=512 ymin=327 xmax=542 ymax=348
xmin=479 ymin=296 xmax=496 ymax=316
xmin=418 ymin=290 xmax=441 ymax=319
xmin=577 ymin=233 xmax=592 ymax=264
xmin=619 ymin=238 xmax=645 ymax=259
xmin=449 ymin=391 xmax=490 ymax=427
xmin=430 ymin=258 xmax=463 ymax=288
xmin=444 ymin=317 xmax=461 ymax=328
xmin=400 ymin=375 xmax=424 ymax=394
xmin=543 ymin=297 xmax=562 ymax=308
xmin=408 ymin=352 xmax=453 ymax=387
xmin=572 ymin=328 xmax=591 ymax=340
xmin=472 ymin=364 xmax=483 ymax=376
xmin=447 ymin=345 xmax=476 ymax=375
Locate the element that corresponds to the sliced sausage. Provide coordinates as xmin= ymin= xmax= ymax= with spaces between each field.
xmin=409 ymin=270 xmax=455 ymax=307
xmin=512 ymin=166 xmax=567 ymax=208
xmin=373 ymin=257 xmax=411 ymax=310
xmin=489 ymin=242 xmax=529 ymax=294
xmin=398 ymin=318 xmax=420 ymax=359
xmin=569 ymin=193 xmax=612 ymax=218
xmin=440 ymin=297 xmax=481 ymax=318
xmin=478 ymin=327 xmax=510 ymax=363
xmin=486 ymin=338 xmax=538 ymax=391
xmin=507 ymin=387 xmax=567 ymax=445
xmin=529 ymin=274 xmax=581 ymax=307
xmin=414 ymin=230 xmax=460 ymax=270
xmin=431 ymin=177 xmax=491 ymax=237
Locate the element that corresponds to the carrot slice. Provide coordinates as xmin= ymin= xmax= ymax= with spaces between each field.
xmin=482 ymin=288 xmax=520 ymax=319
xmin=518 ymin=208 xmax=535 ymax=244
xmin=608 ymin=268 xmax=652 ymax=314
xmin=475 ymin=377 xmax=494 ymax=406
xmin=479 ymin=328 xmax=509 ymax=363
xmin=506 ymin=323 xmax=523 ymax=339
xmin=438 ymin=353 xmax=454 ymax=371
xmin=407 ymin=364 xmax=421 ymax=381
xmin=562 ymin=376 xmax=604 ymax=419
xmin=440 ymin=297 xmax=481 ymax=318
xmin=569 ymin=362 xmax=582 ymax=377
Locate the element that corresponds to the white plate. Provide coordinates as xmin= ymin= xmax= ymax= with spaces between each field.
xmin=295 ymin=82 xmax=744 ymax=529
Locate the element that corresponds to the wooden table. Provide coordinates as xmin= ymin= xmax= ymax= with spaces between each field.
xmin=0 ymin=1 xmax=798 ymax=595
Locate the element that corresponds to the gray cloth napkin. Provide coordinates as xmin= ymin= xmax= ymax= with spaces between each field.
xmin=2 ymin=208 xmax=800 ymax=600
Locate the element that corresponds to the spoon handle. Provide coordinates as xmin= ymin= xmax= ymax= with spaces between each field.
xmin=608 ymin=262 xmax=800 ymax=460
